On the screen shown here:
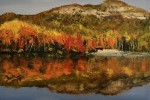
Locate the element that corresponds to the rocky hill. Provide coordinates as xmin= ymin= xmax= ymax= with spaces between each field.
xmin=0 ymin=0 xmax=150 ymax=23
xmin=49 ymin=0 xmax=149 ymax=20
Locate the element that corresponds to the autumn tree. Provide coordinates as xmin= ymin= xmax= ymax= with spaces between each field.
xmin=0 ymin=29 xmax=14 ymax=51
xmin=17 ymin=27 xmax=38 ymax=52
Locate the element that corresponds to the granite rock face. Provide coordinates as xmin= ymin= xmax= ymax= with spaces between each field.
xmin=51 ymin=0 xmax=149 ymax=20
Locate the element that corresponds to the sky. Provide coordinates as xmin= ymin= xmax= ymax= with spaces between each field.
xmin=0 ymin=0 xmax=150 ymax=15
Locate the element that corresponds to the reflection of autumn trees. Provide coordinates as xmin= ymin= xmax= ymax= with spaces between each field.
xmin=0 ymin=55 xmax=150 ymax=95
xmin=0 ymin=56 xmax=74 ymax=80
xmin=77 ymin=59 xmax=87 ymax=71
xmin=42 ymin=59 xmax=73 ymax=79
xmin=1 ymin=56 xmax=150 ymax=82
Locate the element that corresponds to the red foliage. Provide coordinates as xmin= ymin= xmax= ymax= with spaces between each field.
xmin=0 ymin=27 xmax=99 ymax=53
xmin=141 ymin=59 xmax=148 ymax=72
xmin=64 ymin=35 xmax=73 ymax=50
xmin=57 ymin=34 xmax=86 ymax=52
xmin=75 ymin=34 xmax=86 ymax=52
xmin=17 ymin=27 xmax=37 ymax=49
xmin=107 ymin=36 xmax=115 ymax=48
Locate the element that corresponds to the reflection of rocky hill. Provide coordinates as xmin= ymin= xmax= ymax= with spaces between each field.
xmin=0 ymin=55 xmax=150 ymax=95
xmin=47 ymin=75 xmax=150 ymax=95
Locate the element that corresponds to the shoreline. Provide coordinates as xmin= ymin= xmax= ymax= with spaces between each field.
xmin=0 ymin=49 xmax=150 ymax=57
xmin=92 ymin=49 xmax=150 ymax=57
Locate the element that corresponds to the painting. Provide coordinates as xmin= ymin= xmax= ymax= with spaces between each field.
xmin=0 ymin=0 xmax=150 ymax=100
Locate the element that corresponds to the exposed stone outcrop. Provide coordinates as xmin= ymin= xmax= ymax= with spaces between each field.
xmin=51 ymin=0 xmax=149 ymax=20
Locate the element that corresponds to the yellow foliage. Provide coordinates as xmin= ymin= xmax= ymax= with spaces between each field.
xmin=0 ymin=19 xmax=42 ymax=35
xmin=124 ymin=33 xmax=131 ymax=42
xmin=140 ymin=41 xmax=148 ymax=46
xmin=107 ymin=68 xmax=114 ymax=78
xmin=122 ymin=67 xmax=133 ymax=76
xmin=105 ymin=30 xmax=116 ymax=38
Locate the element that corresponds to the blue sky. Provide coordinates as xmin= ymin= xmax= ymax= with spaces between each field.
xmin=0 ymin=0 xmax=149 ymax=15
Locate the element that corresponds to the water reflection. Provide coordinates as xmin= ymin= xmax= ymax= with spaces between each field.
xmin=0 ymin=55 xmax=150 ymax=95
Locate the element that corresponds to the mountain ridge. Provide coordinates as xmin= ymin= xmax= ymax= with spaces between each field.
xmin=35 ymin=0 xmax=150 ymax=20
xmin=0 ymin=0 xmax=150 ymax=20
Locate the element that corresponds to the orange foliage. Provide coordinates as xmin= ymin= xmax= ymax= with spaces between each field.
xmin=2 ymin=60 xmax=21 ymax=75
xmin=31 ymin=57 xmax=42 ymax=71
xmin=21 ymin=67 xmax=39 ymax=77
xmin=56 ymin=34 xmax=86 ymax=52
xmin=64 ymin=35 xmax=74 ymax=50
xmin=0 ymin=29 xmax=13 ymax=45
xmin=75 ymin=34 xmax=86 ymax=52
xmin=56 ymin=34 xmax=66 ymax=45
xmin=27 ymin=70 xmax=39 ymax=77
xmin=77 ymin=59 xmax=87 ymax=71
xmin=63 ymin=59 xmax=73 ymax=75
xmin=105 ymin=58 xmax=122 ymax=76
xmin=38 ymin=33 xmax=53 ymax=45
xmin=0 ymin=27 xmax=99 ymax=53
xmin=42 ymin=73 xmax=52 ymax=79
xmin=17 ymin=27 xmax=37 ymax=49
xmin=2 ymin=60 xmax=13 ymax=73
xmin=97 ymin=38 xmax=105 ymax=48
xmin=7 ymin=69 xmax=20 ymax=76
xmin=106 ymin=36 xmax=115 ymax=48
xmin=1 ymin=56 xmax=150 ymax=82
xmin=18 ymin=27 xmax=37 ymax=37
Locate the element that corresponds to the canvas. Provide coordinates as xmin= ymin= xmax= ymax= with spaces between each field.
xmin=0 ymin=0 xmax=150 ymax=100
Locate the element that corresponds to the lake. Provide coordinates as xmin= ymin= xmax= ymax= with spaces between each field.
xmin=0 ymin=53 xmax=150 ymax=100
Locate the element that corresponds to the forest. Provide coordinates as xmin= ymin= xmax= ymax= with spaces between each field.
xmin=0 ymin=19 xmax=149 ymax=55
xmin=0 ymin=4 xmax=150 ymax=54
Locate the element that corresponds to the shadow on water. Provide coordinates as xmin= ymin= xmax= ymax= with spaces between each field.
xmin=0 ymin=54 xmax=150 ymax=97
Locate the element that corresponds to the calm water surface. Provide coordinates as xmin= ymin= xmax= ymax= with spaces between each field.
xmin=0 ymin=54 xmax=150 ymax=100
xmin=0 ymin=84 xmax=150 ymax=100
